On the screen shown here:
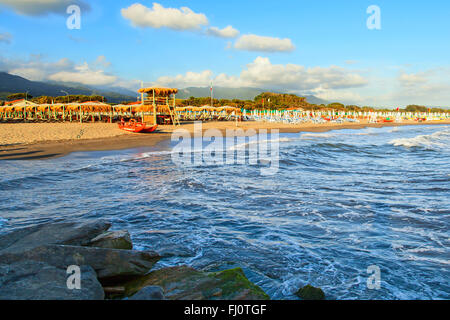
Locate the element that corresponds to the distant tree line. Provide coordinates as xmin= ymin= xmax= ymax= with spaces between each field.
xmin=6 ymin=93 xmax=33 ymax=100
xmin=1 ymin=92 xmax=448 ymax=113
xmin=2 ymin=93 xmax=108 ymax=104
xmin=31 ymin=95 xmax=106 ymax=104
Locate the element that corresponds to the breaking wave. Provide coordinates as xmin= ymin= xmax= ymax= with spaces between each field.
xmin=389 ymin=129 xmax=450 ymax=150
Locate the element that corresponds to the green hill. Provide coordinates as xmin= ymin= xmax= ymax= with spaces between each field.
xmin=0 ymin=72 xmax=135 ymax=103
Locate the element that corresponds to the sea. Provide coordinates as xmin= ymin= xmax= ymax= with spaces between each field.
xmin=0 ymin=124 xmax=449 ymax=300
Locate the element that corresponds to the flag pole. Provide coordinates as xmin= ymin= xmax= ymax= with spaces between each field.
xmin=210 ymin=80 xmax=213 ymax=108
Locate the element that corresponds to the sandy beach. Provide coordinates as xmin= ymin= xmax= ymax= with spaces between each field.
xmin=1 ymin=120 xmax=449 ymax=160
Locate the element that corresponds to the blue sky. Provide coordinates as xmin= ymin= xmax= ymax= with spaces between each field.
xmin=0 ymin=0 xmax=449 ymax=107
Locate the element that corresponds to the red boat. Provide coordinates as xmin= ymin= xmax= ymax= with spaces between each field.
xmin=118 ymin=119 xmax=158 ymax=133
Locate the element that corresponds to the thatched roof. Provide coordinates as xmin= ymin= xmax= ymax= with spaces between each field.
xmin=138 ymin=87 xmax=178 ymax=96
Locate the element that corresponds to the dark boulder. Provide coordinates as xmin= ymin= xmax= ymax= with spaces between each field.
xmin=0 ymin=244 xmax=160 ymax=280
xmin=295 ymin=284 xmax=325 ymax=300
xmin=129 ymin=286 xmax=165 ymax=300
xmin=0 ymin=220 xmax=111 ymax=254
xmin=88 ymin=230 xmax=133 ymax=250
xmin=0 ymin=261 xmax=104 ymax=300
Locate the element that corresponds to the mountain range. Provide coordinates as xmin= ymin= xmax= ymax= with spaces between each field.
xmin=0 ymin=72 xmax=328 ymax=105
xmin=0 ymin=72 xmax=137 ymax=103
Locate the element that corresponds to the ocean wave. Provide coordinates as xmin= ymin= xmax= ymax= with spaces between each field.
xmin=389 ymin=127 xmax=399 ymax=133
xmin=229 ymin=137 xmax=293 ymax=151
xmin=389 ymin=129 xmax=450 ymax=150
xmin=300 ymin=133 xmax=336 ymax=139
xmin=0 ymin=217 xmax=7 ymax=227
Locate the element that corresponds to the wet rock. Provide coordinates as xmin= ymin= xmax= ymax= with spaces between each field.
xmin=157 ymin=244 xmax=195 ymax=258
xmin=0 ymin=244 xmax=160 ymax=280
xmin=0 ymin=261 xmax=104 ymax=300
xmin=295 ymin=284 xmax=325 ymax=300
xmin=0 ymin=220 xmax=111 ymax=254
xmin=89 ymin=230 xmax=132 ymax=250
xmin=121 ymin=266 xmax=270 ymax=300
xmin=129 ymin=286 xmax=165 ymax=300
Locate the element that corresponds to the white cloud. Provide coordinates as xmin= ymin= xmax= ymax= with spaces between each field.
xmin=1 ymin=54 xmax=117 ymax=86
xmin=93 ymin=55 xmax=111 ymax=68
xmin=0 ymin=32 xmax=12 ymax=44
xmin=153 ymin=56 xmax=368 ymax=93
xmin=156 ymin=70 xmax=214 ymax=88
xmin=121 ymin=2 xmax=208 ymax=31
xmin=234 ymin=34 xmax=295 ymax=52
xmin=398 ymin=72 xmax=427 ymax=87
xmin=207 ymin=25 xmax=239 ymax=38
xmin=0 ymin=0 xmax=89 ymax=16
xmin=314 ymin=90 xmax=365 ymax=104
xmin=48 ymin=63 xmax=117 ymax=86
xmin=2 ymin=55 xmax=74 ymax=81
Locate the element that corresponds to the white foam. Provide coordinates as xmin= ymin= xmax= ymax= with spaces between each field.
xmin=229 ymin=137 xmax=292 ymax=151
xmin=389 ymin=129 xmax=450 ymax=150
xmin=300 ymin=133 xmax=336 ymax=139
xmin=388 ymin=127 xmax=399 ymax=133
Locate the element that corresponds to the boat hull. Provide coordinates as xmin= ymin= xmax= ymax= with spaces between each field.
xmin=118 ymin=122 xmax=158 ymax=133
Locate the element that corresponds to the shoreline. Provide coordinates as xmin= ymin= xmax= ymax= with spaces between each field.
xmin=1 ymin=120 xmax=449 ymax=160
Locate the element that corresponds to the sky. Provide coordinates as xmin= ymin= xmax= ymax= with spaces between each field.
xmin=0 ymin=0 xmax=449 ymax=107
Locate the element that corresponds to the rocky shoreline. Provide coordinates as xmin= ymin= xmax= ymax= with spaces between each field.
xmin=0 ymin=220 xmax=270 ymax=300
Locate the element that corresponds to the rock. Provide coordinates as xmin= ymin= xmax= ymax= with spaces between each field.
xmin=89 ymin=230 xmax=133 ymax=250
xmin=295 ymin=284 xmax=325 ymax=300
xmin=0 ymin=220 xmax=111 ymax=254
xmin=0 ymin=261 xmax=104 ymax=300
xmin=157 ymin=244 xmax=195 ymax=258
xmin=121 ymin=266 xmax=270 ymax=300
xmin=129 ymin=286 xmax=165 ymax=300
xmin=0 ymin=244 xmax=160 ymax=280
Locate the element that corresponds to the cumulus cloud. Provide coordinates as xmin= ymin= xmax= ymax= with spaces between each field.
xmin=0 ymin=0 xmax=90 ymax=16
xmin=314 ymin=90 xmax=365 ymax=104
xmin=48 ymin=63 xmax=117 ymax=86
xmin=207 ymin=25 xmax=239 ymax=38
xmin=234 ymin=34 xmax=295 ymax=52
xmin=0 ymin=54 xmax=117 ymax=86
xmin=154 ymin=56 xmax=368 ymax=93
xmin=93 ymin=55 xmax=112 ymax=68
xmin=121 ymin=2 xmax=208 ymax=31
xmin=388 ymin=68 xmax=450 ymax=106
xmin=398 ymin=71 xmax=428 ymax=87
xmin=157 ymin=70 xmax=214 ymax=88
xmin=0 ymin=32 xmax=12 ymax=44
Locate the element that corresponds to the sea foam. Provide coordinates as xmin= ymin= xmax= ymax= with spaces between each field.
xmin=389 ymin=129 xmax=450 ymax=150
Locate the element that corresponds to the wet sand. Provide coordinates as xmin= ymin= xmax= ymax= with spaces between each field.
xmin=1 ymin=120 xmax=449 ymax=160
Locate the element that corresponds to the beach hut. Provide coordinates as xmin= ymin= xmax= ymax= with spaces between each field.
xmin=137 ymin=87 xmax=180 ymax=126
xmin=9 ymin=100 xmax=38 ymax=119
xmin=78 ymin=101 xmax=112 ymax=122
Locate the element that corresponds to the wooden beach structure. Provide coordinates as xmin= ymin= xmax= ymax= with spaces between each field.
xmin=137 ymin=87 xmax=180 ymax=126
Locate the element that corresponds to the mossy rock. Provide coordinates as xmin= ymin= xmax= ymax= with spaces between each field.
xmin=121 ymin=266 xmax=269 ymax=300
xmin=295 ymin=284 xmax=325 ymax=300
xmin=88 ymin=230 xmax=132 ymax=250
